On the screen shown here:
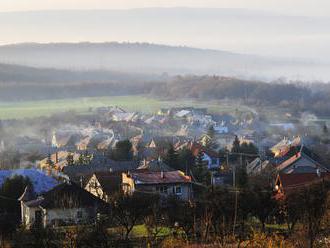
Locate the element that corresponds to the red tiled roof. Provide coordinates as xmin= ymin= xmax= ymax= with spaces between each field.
xmin=130 ymin=170 xmax=191 ymax=184
xmin=189 ymin=142 xmax=218 ymax=158
xmin=278 ymin=172 xmax=330 ymax=190
xmin=276 ymin=152 xmax=301 ymax=171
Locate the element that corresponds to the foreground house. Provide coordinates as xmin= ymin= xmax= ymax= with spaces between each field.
xmin=62 ymin=156 xmax=138 ymax=183
xmin=274 ymin=172 xmax=330 ymax=200
xmin=274 ymin=145 xmax=328 ymax=174
xmin=85 ymin=172 xmax=122 ymax=202
xmin=122 ymin=170 xmax=193 ymax=201
xmin=19 ymin=182 xmax=107 ymax=228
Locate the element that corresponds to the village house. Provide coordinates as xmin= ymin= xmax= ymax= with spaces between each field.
xmin=274 ymin=172 xmax=330 ymax=200
xmin=271 ymin=136 xmax=301 ymax=158
xmin=76 ymin=136 xmax=92 ymax=150
xmin=39 ymin=151 xmax=81 ymax=172
xmin=85 ymin=172 xmax=122 ymax=202
xmin=246 ymin=157 xmax=272 ymax=175
xmin=157 ymin=108 xmax=172 ymax=116
xmin=187 ymin=142 xmax=220 ymax=170
xmin=274 ymin=145 xmax=328 ymax=174
xmin=122 ymin=170 xmax=193 ymax=201
xmin=213 ymin=122 xmax=229 ymax=134
xmin=19 ymin=182 xmax=107 ymax=228
xmin=62 ymin=155 xmax=138 ymax=184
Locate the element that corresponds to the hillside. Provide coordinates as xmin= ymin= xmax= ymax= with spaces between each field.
xmin=0 ymin=42 xmax=321 ymax=81
xmin=0 ymin=62 xmax=159 ymax=84
xmin=0 ymin=63 xmax=160 ymax=101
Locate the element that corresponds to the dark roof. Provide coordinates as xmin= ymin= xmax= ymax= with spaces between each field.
xmin=93 ymin=171 xmax=122 ymax=195
xmin=39 ymin=182 xmax=106 ymax=209
xmin=18 ymin=185 xmax=36 ymax=202
xmin=63 ymin=157 xmax=138 ymax=180
xmin=140 ymin=147 xmax=159 ymax=159
xmin=129 ymin=170 xmax=191 ymax=185
xmin=137 ymin=160 xmax=174 ymax=172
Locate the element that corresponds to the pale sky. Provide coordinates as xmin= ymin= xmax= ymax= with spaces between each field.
xmin=1 ymin=0 xmax=330 ymax=16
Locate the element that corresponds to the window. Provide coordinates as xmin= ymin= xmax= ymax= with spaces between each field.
xmin=175 ymin=186 xmax=182 ymax=195
xmin=156 ymin=186 xmax=168 ymax=194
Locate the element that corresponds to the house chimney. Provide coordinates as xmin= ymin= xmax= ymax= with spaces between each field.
xmin=161 ymin=170 xmax=164 ymax=179
xmin=317 ymin=168 xmax=321 ymax=178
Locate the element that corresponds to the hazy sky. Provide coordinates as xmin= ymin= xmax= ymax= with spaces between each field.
xmin=1 ymin=0 xmax=330 ymax=16
xmin=1 ymin=0 xmax=330 ymax=64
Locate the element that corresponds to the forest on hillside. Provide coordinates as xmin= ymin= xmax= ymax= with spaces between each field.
xmin=1 ymin=63 xmax=330 ymax=116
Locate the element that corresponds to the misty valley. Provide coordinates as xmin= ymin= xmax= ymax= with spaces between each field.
xmin=1 ymin=5 xmax=330 ymax=248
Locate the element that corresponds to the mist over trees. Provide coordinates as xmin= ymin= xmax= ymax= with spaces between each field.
xmin=1 ymin=62 xmax=330 ymax=115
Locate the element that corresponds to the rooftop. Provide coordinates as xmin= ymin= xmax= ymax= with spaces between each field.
xmin=129 ymin=170 xmax=191 ymax=185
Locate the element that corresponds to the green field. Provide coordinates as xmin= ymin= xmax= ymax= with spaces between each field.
xmin=0 ymin=95 xmax=254 ymax=120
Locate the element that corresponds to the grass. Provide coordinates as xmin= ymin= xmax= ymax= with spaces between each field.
xmin=131 ymin=224 xmax=172 ymax=237
xmin=0 ymin=95 xmax=255 ymax=120
xmin=0 ymin=95 xmax=161 ymax=120
xmin=107 ymin=224 xmax=172 ymax=238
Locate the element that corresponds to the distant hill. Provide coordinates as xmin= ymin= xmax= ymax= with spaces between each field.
xmin=0 ymin=62 xmax=159 ymax=84
xmin=0 ymin=63 xmax=160 ymax=101
xmin=0 ymin=7 xmax=330 ymax=80
xmin=0 ymin=42 xmax=323 ymax=81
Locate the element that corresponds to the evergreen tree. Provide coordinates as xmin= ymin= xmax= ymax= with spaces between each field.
xmin=0 ymin=175 xmax=33 ymax=213
xmin=164 ymin=144 xmax=180 ymax=170
xmin=193 ymin=149 xmax=211 ymax=185
xmin=112 ymin=140 xmax=132 ymax=161
xmin=205 ymin=125 xmax=218 ymax=149
xmin=178 ymin=148 xmax=195 ymax=172
xmin=195 ymin=149 xmax=205 ymax=168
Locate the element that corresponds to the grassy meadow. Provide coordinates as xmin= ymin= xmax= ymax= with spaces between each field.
xmin=0 ymin=95 xmax=254 ymax=120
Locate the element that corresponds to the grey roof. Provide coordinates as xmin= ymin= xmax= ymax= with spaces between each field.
xmin=63 ymin=156 xmax=138 ymax=181
xmin=137 ymin=160 xmax=174 ymax=172
xmin=22 ymin=183 xmax=109 ymax=210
